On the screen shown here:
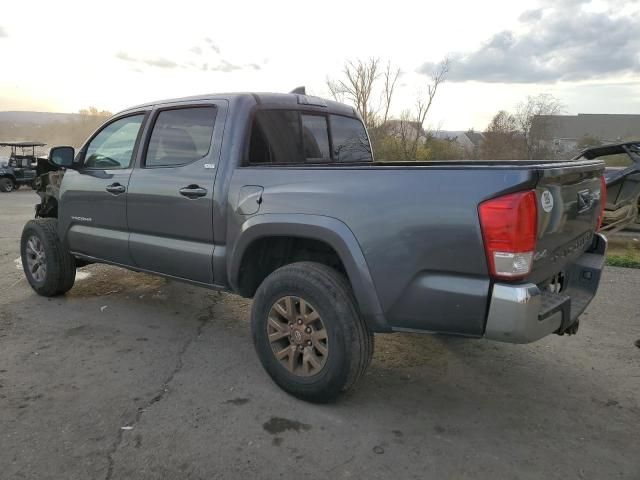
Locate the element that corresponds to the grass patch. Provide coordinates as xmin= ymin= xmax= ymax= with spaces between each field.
xmin=607 ymin=254 xmax=640 ymax=269
xmin=606 ymin=236 xmax=640 ymax=269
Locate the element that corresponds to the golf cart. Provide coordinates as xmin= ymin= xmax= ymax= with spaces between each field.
xmin=0 ymin=141 xmax=46 ymax=192
xmin=574 ymin=141 xmax=640 ymax=232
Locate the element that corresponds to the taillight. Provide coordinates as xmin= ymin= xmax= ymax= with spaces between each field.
xmin=479 ymin=190 xmax=538 ymax=280
xmin=597 ymin=175 xmax=606 ymax=230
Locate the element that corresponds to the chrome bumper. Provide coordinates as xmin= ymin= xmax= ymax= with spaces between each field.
xmin=484 ymin=233 xmax=607 ymax=344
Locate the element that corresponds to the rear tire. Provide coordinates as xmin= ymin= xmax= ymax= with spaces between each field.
xmin=251 ymin=262 xmax=373 ymax=403
xmin=0 ymin=178 xmax=14 ymax=192
xmin=21 ymin=219 xmax=76 ymax=296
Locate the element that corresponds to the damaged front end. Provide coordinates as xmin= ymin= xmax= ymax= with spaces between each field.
xmin=34 ymin=156 xmax=64 ymax=218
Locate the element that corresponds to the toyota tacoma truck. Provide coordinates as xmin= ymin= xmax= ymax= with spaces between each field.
xmin=21 ymin=90 xmax=607 ymax=402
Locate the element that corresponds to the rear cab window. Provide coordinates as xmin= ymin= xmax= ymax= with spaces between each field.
xmin=248 ymin=110 xmax=372 ymax=165
xmin=330 ymin=115 xmax=372 ymax=163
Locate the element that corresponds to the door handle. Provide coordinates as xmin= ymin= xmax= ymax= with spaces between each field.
xmin=106 ymin=183 xmax=126 ymax=194
xmin=179 ymin=185 xmax=207 ymax=199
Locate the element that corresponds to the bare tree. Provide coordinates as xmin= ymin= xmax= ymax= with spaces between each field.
xmin=397 ymin=110 xmax=417 ymax=160
xmin=402 ymin=57 xmax=449 ymax=160
xmin=327 ymin=56 xmax=447 ymax=161
xmin=326 ymin=78 xmax=346 ymax=104
xmin=327 ymin=58 xmax=402 ymax=160
xmin=326 ymin=58 xmax=402 ymax=129
xmin=515 ymin=93 xmax=563 ymax=159
xmin=381 ymin=61 xmax=401 ymax=126
xmin=326 ymin=58 xmax=381 ymax=128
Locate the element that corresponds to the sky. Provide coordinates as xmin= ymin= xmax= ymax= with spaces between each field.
xmin=0 ymin=0 xmax=638 ymax=130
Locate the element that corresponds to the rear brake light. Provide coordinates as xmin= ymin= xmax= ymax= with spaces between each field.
xmin=479 ymin=190 xmax=538 ymax=280
xmin=597 ymin=175 xmax=606 ymax=230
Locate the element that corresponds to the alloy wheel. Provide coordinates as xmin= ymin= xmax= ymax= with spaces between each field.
xmin=25 ymin=235 xmax=47 ymax=282
xmin=267 ymin=296 xmax=328 ymax=376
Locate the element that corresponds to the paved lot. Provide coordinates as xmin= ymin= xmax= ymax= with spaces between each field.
xmin=1 ymin=190 xmax=639 ymax=479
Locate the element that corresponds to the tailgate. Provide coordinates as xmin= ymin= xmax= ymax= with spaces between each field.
xmin=528 ymin=160 xmax=605 ymax=284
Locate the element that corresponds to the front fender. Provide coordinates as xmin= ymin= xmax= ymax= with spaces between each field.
xmin=229 ymin=213 xmax=390 ymax=332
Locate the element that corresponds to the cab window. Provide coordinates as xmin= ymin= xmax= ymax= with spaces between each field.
xmin=330 ymin=115 xmax=372 ymax=163
xmin=145 ymin=107 xmax=217 ymax=167
xmin=84 ymin=115 xmax=144 ymax=169
xmin=248 ymin=110 xmax=371 ymax=165
xmin=302 ymin=114 xmax=330 ymax=162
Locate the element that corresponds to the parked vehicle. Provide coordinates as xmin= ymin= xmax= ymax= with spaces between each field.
xmin=574 ymin=141 xmax=640 ymax=232
xmin=0 ymin=141 xmax=45 ymax=192
xmin=21 ymin=90 xmax=607 ymax=402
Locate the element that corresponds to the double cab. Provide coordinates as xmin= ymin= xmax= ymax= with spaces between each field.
xmin=21 ymin=91 xmax=607 ymax=402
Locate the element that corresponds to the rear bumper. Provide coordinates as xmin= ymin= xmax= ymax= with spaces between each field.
xmin=484 ymin=233 xmax=607 ymax=344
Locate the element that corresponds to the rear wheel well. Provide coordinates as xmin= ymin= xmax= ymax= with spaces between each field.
xmin=237 ymin=236 xmax=348 ymax=298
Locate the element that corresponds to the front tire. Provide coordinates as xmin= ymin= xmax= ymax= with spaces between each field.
xmin=0 ymin=178 xmax=14 ymax=192
xmin=21 ymin=219 xmax=76 ymax=296
xmin=251 ymin=262 xmax=373 ymax=403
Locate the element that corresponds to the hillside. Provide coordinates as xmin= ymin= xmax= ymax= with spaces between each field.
xmin=0 ymin=111 xmax=82 ymax=125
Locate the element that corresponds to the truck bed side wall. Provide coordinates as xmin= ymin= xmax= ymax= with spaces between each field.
xmin=226 ymin=166 xmax=537 ymax=335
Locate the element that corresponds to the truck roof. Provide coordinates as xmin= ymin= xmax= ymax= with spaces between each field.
xmin=118 ymin=92 xmax=357 ymax=118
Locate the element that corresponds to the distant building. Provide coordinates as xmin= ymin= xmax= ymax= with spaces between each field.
xmin=432 ymin=130 xmax=485 ymax=155
xmin=532 ymin=114 xmax=640 ymax=156
xmin=384 ymin=119 xmax=426 ymax=140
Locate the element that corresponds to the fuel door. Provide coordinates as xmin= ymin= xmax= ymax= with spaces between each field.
xmin=238 ymin=185 xmax=264 ymax=215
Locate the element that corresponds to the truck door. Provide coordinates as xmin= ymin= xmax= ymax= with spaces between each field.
xmin=126 ymin=102 xmax=224 ymax=284
xmin=61 ymin=113 xmax=147 ymax=265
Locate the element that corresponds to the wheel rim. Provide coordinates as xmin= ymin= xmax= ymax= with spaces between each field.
xmin=267 ymin=296 xmax=328 ymax=377
xmin=25 ymin=235 xmax=47 ymax=282
xmin=6 ymin=182 xmax=13 ymax=192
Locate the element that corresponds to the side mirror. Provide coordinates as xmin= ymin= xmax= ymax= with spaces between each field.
xmin=49 ymin=146 xmax=75 ymax=168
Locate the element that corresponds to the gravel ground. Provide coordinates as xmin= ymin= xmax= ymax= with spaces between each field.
xmin=1 ymin=190 xmax=639 ymax=479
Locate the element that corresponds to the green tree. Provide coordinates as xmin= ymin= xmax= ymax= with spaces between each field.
xmin=480 ymin=110 xmax=527 ymax=159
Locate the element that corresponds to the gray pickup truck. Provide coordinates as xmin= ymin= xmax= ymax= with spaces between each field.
xmin=21 ymin=91 xmax=607 ymax=402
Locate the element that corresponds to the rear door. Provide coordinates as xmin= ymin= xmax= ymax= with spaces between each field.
xmin=61 ymin=112 xmax=147 ymax=264
xmin=126 ymin=101 xmax=225 ymax=284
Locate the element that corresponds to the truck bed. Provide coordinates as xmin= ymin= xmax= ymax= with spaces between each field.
xmin=228 ymin=157 xmax=605 ymax=335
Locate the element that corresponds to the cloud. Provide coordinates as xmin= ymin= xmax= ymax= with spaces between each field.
xmin=518 ymin=8 xmax=543 ymax=22
xmin=115 ymin=50 xmax=260 ymax=73
xmin=143 ymin=58 xmax=178 ymax=69
xmin=115 ymin=39 xmax=262 ymax=74
xmin=204 ymin=38 xmax=221 ymax=54
xmin=116 ymin=51 xmax=178 ymax=69
xmin=116 ymin=51 xmax=135 ymax=62
xmin=419 ymin=4 xmax=640 ymax=83
xmin=209 ymin=60 xmax=242 ymax=72
xmin=0 ymin=26 xmax=7 ymax=38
